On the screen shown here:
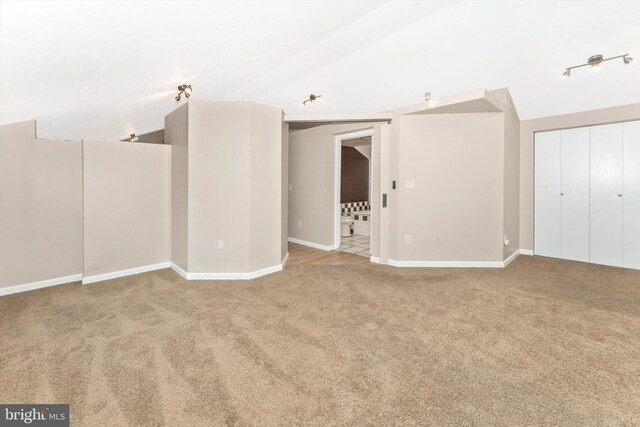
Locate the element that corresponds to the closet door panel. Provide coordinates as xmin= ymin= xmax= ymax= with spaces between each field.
xmin=534 ymin=130 xmax=561 ymax=257
xmin=560 ymin=127 xmax=590 ymax=262
xmin=590 ymin=123 xmax=624 ymax=267
xmin=623 ymin=120 xmax=640 ymax=269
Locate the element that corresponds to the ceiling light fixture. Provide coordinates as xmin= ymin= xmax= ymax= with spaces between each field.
xmin=301 ymin=94 xmax=322 ymax=106
xmin=562 ymin=53 xmax=633 ymax=78
xmin=129 ymin=134 xmax=139 ymax=142
xmin=175 ymin=84 xmax=192 ymax=102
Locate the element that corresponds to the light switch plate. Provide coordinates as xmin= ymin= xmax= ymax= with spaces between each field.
xmin=217 ymin=240 xmax=224 ymax=250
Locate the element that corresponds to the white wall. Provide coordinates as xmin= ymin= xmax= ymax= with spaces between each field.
xmin=0 ymin=120 xmax=83 ymax=290
xmin=82 ymin=140 xmax=171 ymax=280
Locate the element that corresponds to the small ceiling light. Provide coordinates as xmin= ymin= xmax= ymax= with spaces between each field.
xmin=301 ymin=94 xmax=322 ymax=106
xmin=562 ymin=53 xmax=632 ymax=78
xmin=129 ymin=134 xmax=139 ymax=142
xmin=175 ymin=84 xmax=192 ymax=102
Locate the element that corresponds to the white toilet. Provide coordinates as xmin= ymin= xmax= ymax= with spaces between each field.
xmin=340 ymin=215 xmax=354 ymax=237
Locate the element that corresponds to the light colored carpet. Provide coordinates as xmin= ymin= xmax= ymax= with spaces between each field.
xmin=1 ymin=256 xmax=640 ymax=426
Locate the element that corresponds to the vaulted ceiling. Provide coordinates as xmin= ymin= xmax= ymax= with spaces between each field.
xmin=1 ymin=0 xmax=639 ymax=141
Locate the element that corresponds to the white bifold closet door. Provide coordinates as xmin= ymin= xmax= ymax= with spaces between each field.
xmin=534 ymin=128 xmax=590 ymax=260
xmin=560 ymin=127 xmax=590 ymax=262
xmin=590 ymin=123 xmax=624 ymax=267
xmin=623 ymin=121 xmax=640 ymax=269
xmin=534 ymin=130 xmax=561 ymax=257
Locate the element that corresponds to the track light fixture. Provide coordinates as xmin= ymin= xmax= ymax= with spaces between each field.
xmin=562 ymin=53 xmax=633 ymax=78
xmin=301 ymin=94 xmax=322 ymax=106
xmin=175 ymin=84 xmax=192 ymax=102
xmin=129 ymin=134 xmax=139 ymax=142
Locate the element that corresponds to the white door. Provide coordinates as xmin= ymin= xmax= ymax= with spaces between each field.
xmin=590 ymin=123 xmax=624 ymax=267
xmin=623 ymin=120 xmax=640 ymax=269
xmin=534 ymin=130 xmax=561 ymax=257
xmin=560 ymin=127 xmax=590 ymax=262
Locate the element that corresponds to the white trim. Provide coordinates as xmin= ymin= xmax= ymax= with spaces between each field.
xmin=284 ymin=113 xmax=392 ymax=123
xmin=0 ymin=273 xmax=83 ymax=297
xmin=503 ymin=250 xmax=520 ymax=267
xmin=170 ymin=255 xmax=288 ymax=281
xmin=170 ymin=262 xmax=188 ymax=279
xmin=388 ymin=259 xmax=505 ymax=268
xmin=334 ymin=128 xmax=375 ymax=249
xmin=288 ymin=237 xmax=336 ymax=251
xmin=388 ymin=251 xmax=525 ymax=268
xmin=519 ymin=249 xmax=534 ymax=256
xmin=370 ymin=256 xmax=380 ymax=264
xmin=82 ymin=262 xmax=170 ymax=285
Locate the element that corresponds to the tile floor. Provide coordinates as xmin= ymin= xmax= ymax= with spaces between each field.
xmin=339 ymin=234 xmax=370 ymax=257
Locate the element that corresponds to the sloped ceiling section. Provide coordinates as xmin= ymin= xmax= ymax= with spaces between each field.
xmin=1 ymin=0 xmax=639 ymax=141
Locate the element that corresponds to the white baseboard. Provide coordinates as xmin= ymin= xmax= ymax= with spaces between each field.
xmin=370 ymin=256 xmax=380 ymax=264
xmin=170 ymin=258 xmax=286 ymax=280
xmin=503 ymin=250 xmax=520 ymax=267
xmin=288 ymin=237 xmax=336 ymax=251
xmin=0 ymin=273 xmax=83 ymax=297
xmin=519 ymin=249 xmax=534 ymax=256
xmin=82 ymin=262 xmax=170 ymax=285
xmin=170 ymin=262 xmax=188 ymax=279
xmin=388 ymin=250 xmax=527 ymax=269
xmin=388 ymin=259 xmax=505 ymax=268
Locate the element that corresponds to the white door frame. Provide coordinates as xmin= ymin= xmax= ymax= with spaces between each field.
xmin=334 ymin=128 xmax=375 ymax=249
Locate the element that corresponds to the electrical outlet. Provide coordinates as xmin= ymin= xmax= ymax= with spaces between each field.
xmin=217 ymin=240 xmax=224 ymax=250
xmin=297 ymin=220 xmax=302 ymax=228
xmin=406 ymin=180 xmax=416 ymax=189
xmin=404 ymin=235 xmax=412 ymax=245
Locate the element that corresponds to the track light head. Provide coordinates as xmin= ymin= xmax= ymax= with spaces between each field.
xmin=175 ymin=84 xmax=192 ymax=102
xmin=562 ymin=53 xmax=632 ymax=78
xmin=301 ymin=94 xmax=322 ymax=106
xmin=130 ymin=134 xmax=139 ymax=142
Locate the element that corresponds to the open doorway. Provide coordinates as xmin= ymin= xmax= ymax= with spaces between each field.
xmin=335 ymin=129 xmax=374 ymax=258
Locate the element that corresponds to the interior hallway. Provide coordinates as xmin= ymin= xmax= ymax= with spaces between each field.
xmin=287 ymin=242 xmax=369 ymax=265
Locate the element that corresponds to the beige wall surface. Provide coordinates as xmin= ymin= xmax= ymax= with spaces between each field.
xmin=392 ymin=113 xmax=504 ymax=262
xmin=0 ymin=120 xmax=83 ymax=288
xmin=503 ymin=94 xmax=520 ymax=260
xmin=281 ymin=119 xmax=289 ymax=260
xmin=165 ymin=104 xmax=189 ymax=270
xmin=288 ymin=122 xmax=380 ymax=248
xmin=82 ymin=140 xmax=170 ymax=278
xmin=520 ymin=103 xmax=640 ymax=251
xmin=187 ymin=101 xmax=283 ymax=273
xmin=249 ymin=103 xmax=283 ymax=271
